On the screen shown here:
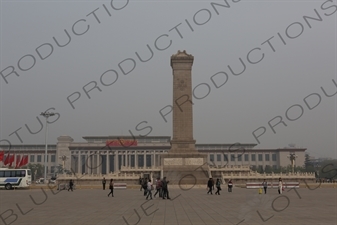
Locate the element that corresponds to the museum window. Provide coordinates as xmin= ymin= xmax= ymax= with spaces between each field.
xmin=118 ymin=155 xmax=122 ymax=170
xmin=37 ymin=155 xmax=42 ymax=162
xmin=231 ymin=154 xmax=235 ymax=161
xmin=224 ymin=154 xmax=228 ymax=162
xmin=131 ymin=155 xmax=135 ymax=167
xmin=272 ymin=154 xmax=277 ymax=161
xmin=51 ymin=155 xmax=56 ymax=162
xmin=30 ymin=155 xmax=35 ymax=163
xmin=265 ymin=154 xmax=270 ymax=161
xmin=244 ymin=154 xmax=249 ymax=161
xmin=217 ymin=154 xmax=221 ymax=161
xmin=273 ymin=165 xmax=277 ymax=170
xmin=209 ymin=154 xmax=214 ymax=162
xmin=258 ymin=154 xmax=263 ymax=161
xmin=51 ymin=166 xmax=55 ymax=174
xmin=251 ymin=154 xmax=256 ymax=161
xmin=146 ymin=155 xmax=151 ymax=167
xmin=237 ymin=154 xmax=242 ymax=161
xmin=138 ymin=155 xmax=144 ymax=167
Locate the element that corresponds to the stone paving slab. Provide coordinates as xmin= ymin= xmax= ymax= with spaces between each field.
xmin=0 ymin=186 xmax=336 ymax=225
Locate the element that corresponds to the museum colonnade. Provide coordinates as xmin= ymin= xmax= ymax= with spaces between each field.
xmin=70 ymin=150 xmax=166 ymax=174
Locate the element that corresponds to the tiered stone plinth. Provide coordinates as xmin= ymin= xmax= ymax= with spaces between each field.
xmin=161 ymin=152 xmax=209 ymax=185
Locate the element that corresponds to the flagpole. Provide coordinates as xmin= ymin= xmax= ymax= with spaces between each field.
xmin=40 ymin=111 xmax=55 ymax=184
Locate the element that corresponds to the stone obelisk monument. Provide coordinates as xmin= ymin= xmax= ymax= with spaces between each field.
xmin=161 ymin=50 xmax=209 ymax=185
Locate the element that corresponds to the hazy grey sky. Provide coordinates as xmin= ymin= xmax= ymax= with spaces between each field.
xmin=0 ymin=0 xmax=336 ymax=159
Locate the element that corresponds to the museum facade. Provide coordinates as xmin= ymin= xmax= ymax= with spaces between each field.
xmin=0 ymin=135 xmax=306 ymax=177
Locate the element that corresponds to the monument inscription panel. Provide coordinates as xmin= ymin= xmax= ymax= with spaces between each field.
xmin=164 ymin=158 xmax=183 ymax=165
xmin=185 ymin=158 xmax=204 ymax=165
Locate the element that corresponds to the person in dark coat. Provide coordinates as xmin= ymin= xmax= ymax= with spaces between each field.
xmin=108 ymin=179 xmax=114 ymax=197
xmin=207 ymin=178 xmax=213 ymax=195
xmin=162 ymin=177 xmax=170 ymax=199
xmin=215 ymin=178 xmax=221 ymax=195
xmin=68 ymin=179 xmax=74 ymax=192
xmin=143 ymin=178 xmax=148 ymax=196
xmin=102 ymin=177 xmax=106 ymax=190
xmin=262 ymin=179 xmax=268 ymax=194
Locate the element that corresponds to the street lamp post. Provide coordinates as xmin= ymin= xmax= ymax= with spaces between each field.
xmin=287 ymin=153 xmax=298 ymax=174
xmin=40 ymin=111 xmax=55 ymax=184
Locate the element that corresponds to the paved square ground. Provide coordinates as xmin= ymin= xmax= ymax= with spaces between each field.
xmin=0 ymin=186 xmax=336 ymax=225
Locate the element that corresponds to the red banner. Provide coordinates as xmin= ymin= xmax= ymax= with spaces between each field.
xmin=0 ymin=151 xmax=4 ymax=162
xmin=8 ymin=154 xmax=15 ymax=167
xmin=3 ymin=153 xmax=10 ymax=165
xmin=106 ymin=139 xmax=137 ymax=147
xmin=15 ymin=155 xmax=21 ymax=168
xmin=22 ymin=155 xmax=28 ymax=167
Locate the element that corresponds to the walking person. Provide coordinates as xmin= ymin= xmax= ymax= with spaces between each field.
xmin=212 ymin=178 xmax=215 ymax=191
xmin=153 ymin=177 xmax=162 ymax=198
xmin=228 ymin=179 xmax=233 ymax=192
xmin=215 ymin=178 xmax=221 ymax=195
xmin=207 ymin=178 xmax=213 ymax=195
xmin=102 ymin=177 xmax=106 ymax=190
xmin=146 ymin=179 xmax=153 ymax=200
xmin=162 ymin=177 xmax=170 ymax=199
xmin=68 ymin=179 xmax=74 ymax=192
xmin=262 ymin=179 xmax=268 ymax=194
xmin=278 ymin=178 xmax=283 ymax=194
xmin=108 ymin=179 xmax=114 ymax=197
xmin=143 ymin=178 xmax=148 ymax=196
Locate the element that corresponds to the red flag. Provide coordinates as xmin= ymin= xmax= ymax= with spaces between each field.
xmin=21 ymin=155 xmax=28 ymax=167
xmin=3 ymin=153 xmax=10 ymax=165
xmin=9 ymin=154 xmax=15 ymax=167
xmin=0 ymin=150 xmax=4 ymax=162
xmin=15 ymin=155 xmax=22 ymax=169
xmin=24 ymin=155 xmax=28 ymax=166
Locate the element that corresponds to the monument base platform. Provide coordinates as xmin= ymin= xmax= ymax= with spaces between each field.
xmin=161 ymin=153 xmax=210 ymax=185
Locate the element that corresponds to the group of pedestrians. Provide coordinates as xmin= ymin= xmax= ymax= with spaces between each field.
xmin=207 ymin=178 xmax=233 ymax=195
xmin=261 ymin=178 xmax=284 ymax=194
xmin=205 ymin=178 xmax=285 ymax=195
xmin=78 ymin=177 xmax=285 ymax=197
xmin=140 ymin=177 xmax=170 ymax=200
xmin=102 ymin=177 xmax=114 ymax=197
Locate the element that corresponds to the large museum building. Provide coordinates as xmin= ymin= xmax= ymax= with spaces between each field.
xmin=0 ymin=135 xmax=306 ymax=176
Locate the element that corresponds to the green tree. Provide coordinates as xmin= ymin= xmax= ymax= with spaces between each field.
xmin=319 ymin=160 xmax=337 ymax=180
xmin=294 ymin=166 xmax=306 ymax=172
xmin=55 ymin=164 xmax=64 ymax=174
xmin=304 ymin=154 xmax=315 ymax=172
xmin=264 ymin=165 xmax=273 ymax=173
xmin=257 ymin=166 xmax=264 ymax=173
xmin=26 ymin=163 xmax=44 ymax=181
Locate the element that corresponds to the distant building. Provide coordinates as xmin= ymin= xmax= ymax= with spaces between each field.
xmin=0 ymin=135 xmax=306 ymax=176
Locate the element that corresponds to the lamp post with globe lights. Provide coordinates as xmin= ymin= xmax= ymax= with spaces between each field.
xmin=287 ymin=152 xmax=298 ymax=174
xmin=40 ymin=111 xmax=56 ymax=183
